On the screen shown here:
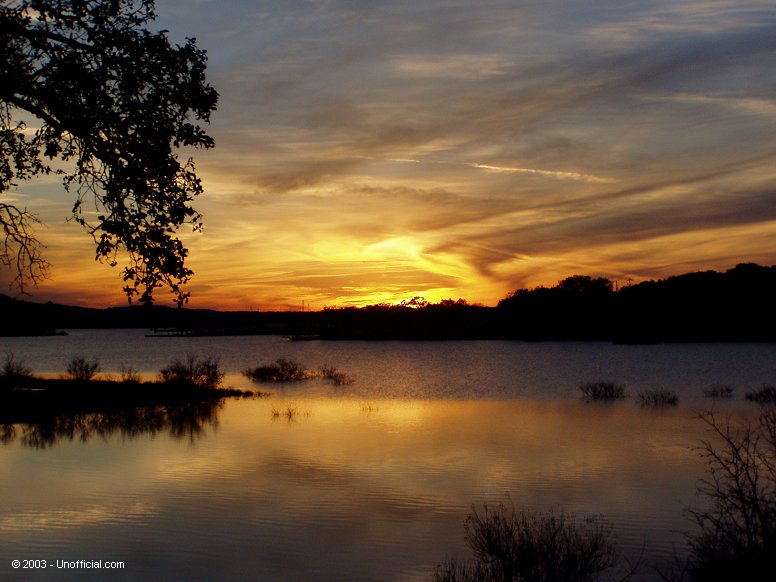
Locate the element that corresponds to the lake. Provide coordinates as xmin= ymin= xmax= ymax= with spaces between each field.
xmin=1 ymin=331 xmax=773 ymax=580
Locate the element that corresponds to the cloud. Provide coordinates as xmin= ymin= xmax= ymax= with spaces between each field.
xmin=13 ymin=0 xmax=776 ymax=309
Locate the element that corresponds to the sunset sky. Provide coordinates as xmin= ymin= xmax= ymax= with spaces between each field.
xmin=4 ymin=0 xmax=776 ymax=310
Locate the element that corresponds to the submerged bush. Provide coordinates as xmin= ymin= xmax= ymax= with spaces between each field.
xmin=1 ymin=353 xmax=32 ymax=380
xmin=159 ymin=355 xmax=224 ymax=389
xmin=579 ymin=381 xmax=626 ymax=401
xmin=119 ymin=365 xmax=141 ymax=384
xmin=245 ymin=359 xmax=352 ymax=386
xmin=744 ymin=384 xmax=776 ymax=405
xmin=683 ymin=407 xmax=776 ymax=580
xmin=703 ymin=385 xmax=735 ymax=400
xmin=637 ymin=389 xmax=679 ymax=408
xmin=66 ymin=356 xmax=100 ymax=381
xmin=244 ymin=358 xmax=307 ymax=383
xmin=432 ymin=503 xmax=621 ymax=582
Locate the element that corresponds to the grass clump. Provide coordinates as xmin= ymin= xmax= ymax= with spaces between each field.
xmin=319 ymin=365 xmax=353 ymax=386
xmin=637 ymin=389 xmax=679 ymax=408
xmin=432 ymin=503 xmax=622 ymax=582
xmin=703 ymin=384 xmax=735 ymax=400
xmin=66 ymin=356 xmax=100 ymax=381
xmin=579 ymin=381 xmax=626 ymax=401
xmin=744 ymin=384 xmax=776 ymax=404
xmin=159 ymin=354 xmax=224 ymax=389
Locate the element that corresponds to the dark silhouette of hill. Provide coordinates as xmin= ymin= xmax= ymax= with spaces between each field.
xmin=3 ymin=263 xmax=776 ymax=341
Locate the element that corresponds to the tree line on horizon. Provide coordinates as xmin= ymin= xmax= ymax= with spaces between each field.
xmin=3 ymin=263 xmax=776 ymax=341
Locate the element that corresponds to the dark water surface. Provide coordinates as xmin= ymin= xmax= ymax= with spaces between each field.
xmin=1 ymin=331 xmax=772 ymax=580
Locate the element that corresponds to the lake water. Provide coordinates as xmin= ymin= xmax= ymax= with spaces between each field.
xmin=1 ymin=331 xmax=773 ymax=581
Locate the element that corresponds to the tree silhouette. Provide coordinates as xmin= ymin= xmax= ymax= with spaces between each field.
xmin=1 ymin=0 xmax=217 ymax=304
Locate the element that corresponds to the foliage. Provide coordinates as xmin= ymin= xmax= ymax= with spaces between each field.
xmin=637 ymin=389 xmax=679 ymax=408
xmin=432 ymin=503 xmax=622 ymax=582
xmin=66 ymin=355 xmax=100 ymax=381
xmin=245 ymin=358 xmax=308 ymax=383
xmin=744 ymin=385 xmax=776 ymax=405
xmin=1 ymin=351 xmax=32 ymax=379
xmin=683 ymin=407 xmax=776 ymax=580
xmin=159 ymin=354 xmax=223 ymax=389
xmin=244 ymin=358 xmax=352 ymax=385
xmin=579 ymin=381 xmax=626 ymax=401
xmin=319 ymin=365 xmax=353 ymax=386
xmin=1 ymin=0 xmax=218 ymax=303
xmin=119 ymin=365 xmax=141 ymax=383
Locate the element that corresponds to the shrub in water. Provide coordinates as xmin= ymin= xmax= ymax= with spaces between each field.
xmin=120 ymin=365 xmax=141 ymax=384
xmin=637 ymin=389 xmax=679 ymax=407
xmin=703 ymin=385 xmax=734 ymax=400
xmin=684 ymin=408 xmax=776 ymax=580
xmin=579 ymin=381 xmax=626 ymax=401
xmin=744 ymin=384 xmax=776 ymax=404
xmin=159 ymin=355 xmax=224 ymax=389
xmin=66 ymin=356 xmax=100 ymax=381
xmin=432 ymin=503 xmax=620 ymax=582
xmin=1 ymin=353 xmax=32 ymax=380
xmin=244 ymin=358 xmax=308 ymax=383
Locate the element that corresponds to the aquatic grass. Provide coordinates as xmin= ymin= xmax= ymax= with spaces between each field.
xmin=159 ymin=354 xmax=224 ymax=389
xmin=579 ymin=380 xmax=627 ymax=401
xmin=637 ymin=389 xmax=679 ymax=408
xmin=319 ymin=365 xmax=353 ymax=386
xmin=744 ymin=384 xmax=776 ymax=404
xmin=270 ymin=404 xmax=303 ymax=421
xmin=703 ymin=384 xmax=735 ymax=400
xmin=66 ymin=355 xmax=100 ymax=381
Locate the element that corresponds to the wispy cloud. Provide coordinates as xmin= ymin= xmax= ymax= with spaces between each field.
xmin=14 ymin=0 xmax=776 ymax=308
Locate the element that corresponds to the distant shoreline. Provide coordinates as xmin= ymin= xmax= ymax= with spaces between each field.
xmin=4 ymin=263 xmax=776 ymax=342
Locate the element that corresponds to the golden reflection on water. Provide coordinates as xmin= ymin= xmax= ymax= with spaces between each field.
xmin=0 ymin=397 xmax=753 ymax=581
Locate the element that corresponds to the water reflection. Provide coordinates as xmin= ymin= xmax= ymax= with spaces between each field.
xmin=0 ymin=396 xmax=754 ymax=581
xmin=0 ymin=400 xmax=222 ymax=448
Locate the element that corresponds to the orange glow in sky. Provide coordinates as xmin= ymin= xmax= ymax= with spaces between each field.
xmin=3 ymin=1 xmax=776 ymax=310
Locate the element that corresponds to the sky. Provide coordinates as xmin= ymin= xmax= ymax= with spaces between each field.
xmin=4 ymin=0 xmax=776 ymax=310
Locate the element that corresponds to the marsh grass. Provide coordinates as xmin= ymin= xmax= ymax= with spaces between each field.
xmin=319 ymin=365 xmax=353 ymax=386
xmin=270 ymin=404 xmax=305 ymax=421
xmin=66 ymin=356 xmax=100 ymax=381
xmin=637 ymin=389 xmax=679 ymax=408
xmin=703 ymin=385 xmax=735 ymax=400
xmin=579 ymin=381 xmax=627 ymax=401
xmin=159 ymin=354 xmax=224 ymax=389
